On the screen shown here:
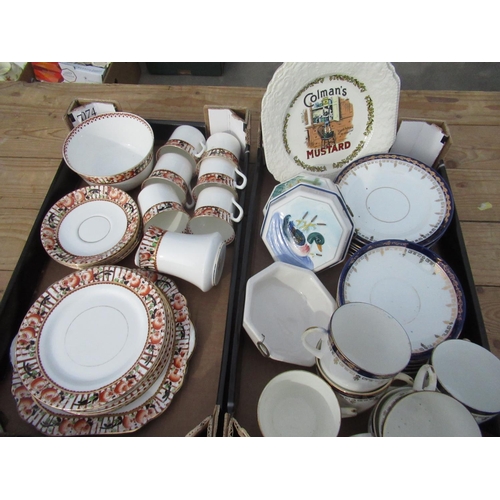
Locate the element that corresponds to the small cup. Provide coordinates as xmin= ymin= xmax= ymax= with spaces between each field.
xmin=302 ymin=302 xmax=412 ymax=393
xmin=135 ymin=226 xmax=226 ymax=292
xmin=196 ymin=132 xmax=242 ymax=174
xmin=193 ymin=156 xmax=247 ymax=200
xmin=188 ymin=186 xmax=244 ymax=245
xmin=431 ymin=339 xmax=500 ymax=423
xmin=156 ymin=125 xmax=206 ymax=171
xmin=257 ymin=370 xmax=356 ymax=437
xmin=142 ymin=152 xmax=194 ymax=206
xmin=137 ymin=182 xmax=190 ymax=233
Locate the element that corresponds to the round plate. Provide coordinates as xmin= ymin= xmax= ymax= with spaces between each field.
xmin=337 ymin=240 xmax=465 ymax=358
xmin=11 ymin=273 xmax=195 ymax=436
xmin=336 ymin=154 xmax=454 ymax=247
xmin=15 ymin=266 xmax=175 ymax=415
xmin=41 ymin=185 xmax=140 ymax=269
xmin=261 ymin=62 xmax=400 ymax=182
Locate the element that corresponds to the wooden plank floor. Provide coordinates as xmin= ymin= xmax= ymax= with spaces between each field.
xmin=1 ymin=82 xmax=499 ymax=361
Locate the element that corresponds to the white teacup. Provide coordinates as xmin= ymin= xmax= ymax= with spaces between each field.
xmin=193 ymin=156 xmax=247 ymax=200
xmin=302 ymin=302 xmax=412 ymax=393
xmin=188 ymin=186 xmax=244 ymax=245
xmin=431 ymin=339 xmax=500 ymax=423
xmin=142 ymin=152 xmax=194 ymax=206
xmin=369 ymin=365 xmax=481 ymax=437
xmin=135 ymin=226 xmax=226 ymax=293
xmin=137 ymin=182 xmax=190 ymax=233
xmin=156 ymin=125 xmax=207 ymax=171
xmin=257 ymin=370 xmax=356 ymax=437
xmin=196 ymin=132 xmax=242 ymax=173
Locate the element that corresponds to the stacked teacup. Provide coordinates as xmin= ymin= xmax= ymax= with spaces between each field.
xmin=302 ymin=302 xmax=414 ymax=416
xmin=135 ymin=127 xmax=245 ymax=292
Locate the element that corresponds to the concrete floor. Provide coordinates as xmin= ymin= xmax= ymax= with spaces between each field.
xmin=139 ymin=62 xmax=500 ymax=91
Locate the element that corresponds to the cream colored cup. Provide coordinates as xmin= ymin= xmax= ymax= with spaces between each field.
xmin=188 ymin=186 xmax=244 ymax=245
xmin=135 ymin=226 xmax=226 ymax=292
xmin=137 ymin=182 xmax=189 ymax=233
xmin=196 ymin=132 xmax=242 ymax=173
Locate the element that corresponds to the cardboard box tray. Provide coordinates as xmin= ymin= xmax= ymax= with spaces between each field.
xmin=0 ymin=119 xmax=250 ymax=437
xmin=221 ymin=150 xmax=500 ymax=437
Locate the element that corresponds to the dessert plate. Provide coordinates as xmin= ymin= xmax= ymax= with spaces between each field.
xmin=15 ymin=266 xmax=175 ymax=415
xmin=11 ymin=273 xmax=195 ymax=436
xmin=336 ymin=154 xmax=454 ymax=247
xmin=261 ymin=62 xmax=400 ymax=182
xmin=41 ymin=185 xmax=140 ymax=269
xmin=337 ymin=240 xmax=465 ymax=359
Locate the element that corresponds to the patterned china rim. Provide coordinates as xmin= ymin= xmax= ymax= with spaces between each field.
xmin=63 ymin=112 xmax=154 ymax=185
xmin=337 ymin=240 xmax=465 ymax=357
xmin=41 ymin=185 xmax=141 ymax=269
xmin=15 ymin=266 xmax=176 ymax=415
xmin=261 ymin=62 xmax=400 ymax=182
xmin=11 ymin=272 xmax=195 ymax=435
xmin=142 ymin=201 xmax=190 ymax=230
xmin=190 ymin=207 xmax=235 ymax=245
xmin=335 ymin=154 xmax=454 ymax=247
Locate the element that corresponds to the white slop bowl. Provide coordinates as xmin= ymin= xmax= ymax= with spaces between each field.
xmin=243 ymin=261 xmax=337 ymax=367
xmin=63 ymin=112 xmax=155 ymax=191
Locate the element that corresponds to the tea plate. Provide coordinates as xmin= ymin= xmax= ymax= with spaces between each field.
xmin=15 ymin=266 xmax=175 ymax=415
xmin=337 ymin=240 xmax=465 ymax=358
xmin=261 ymin=62 xmax=400 ymax=182
xmin=41 ymin=185 xmax=140 ymax=269
xmin=336 ymin=154 xmax=454 ymax=247
xmin=11 ymin=273 xmax=195 ymax=436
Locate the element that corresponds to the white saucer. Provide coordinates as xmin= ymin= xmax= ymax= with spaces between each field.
xmin=337 ymin=240 xmax=465 ymax=358
xmin=261 ymin=62 xmax=400 ymax=182
xmin=336 ymin=154 xmax=454 ymax=246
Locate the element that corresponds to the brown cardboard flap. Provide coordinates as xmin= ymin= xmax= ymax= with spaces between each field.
xmin=63 ymin=98 xmax=123 ymax=129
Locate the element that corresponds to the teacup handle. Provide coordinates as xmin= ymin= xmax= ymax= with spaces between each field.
xmin=341 ymin=407 xmax=358 ymax=419
xmin=194 ymin=141 xmax=207 ymax=159
xmin=184 ymin=185 xmax=195 ymax=210
xmin=231 ymin=198 xmax=244 ymax=223
xmin=301 ymin=327 xmax=329 ymax=358
xmin=235 ymin=168 xmax=247 ymax=190
xmin=413 ymin=364 xmax=437 ymax=392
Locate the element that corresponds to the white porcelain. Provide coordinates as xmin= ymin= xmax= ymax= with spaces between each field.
xmin=257 ymin=370 xmax=348 ymax=437
xmin=41 ymin=185 xmax=140 ymax=269
xmin=382 ymin=390 xmax=481 ymax=437
xmin=263 ymin=173 xmax=338 ymax=215
xmin=193 ymin=156 xmax=247 ymax=200
xmin=261 ymin=62 xmax=400 ymax=182
xmin=243 ymin=262 xmax=337 ymax=367
xmin=15 ymin=266 xmax=175 ymax=415
xmin=336 ymin=153 xmax=454 ymax=247
xmin=142 ymin=152 xmax=194 ymax=205
xmin=302 ymin=302 xmax=412 ymax=392
xmin=261 ymin=183 xmax=354 ymax=272
xmin=135 ymin=226 xmax=226 ymax=293
xmin=189 ymin=186 xmax=244 ymax=245
xmin=156 ymin=125 xmax=206 ymax=171
xmin=431 ymin=339 xmax=500 ymax=423
xmin=138 ymin=182 xmax=190 ymax=233
xmin=337 ymin=240 xmax=466 ymax=360
xmin=196 ymin=132 xmax=242 ymax=173
xmin=63 ymin=112 xmax=155 ymax=191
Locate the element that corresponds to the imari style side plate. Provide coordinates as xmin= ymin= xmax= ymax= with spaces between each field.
xmin=14 ymin=266 xmax=176 ymax=415
xmin=261 ymin=63 xmax=400 ymax=182
xmin=11 ymin=272 xmax=195 ymax=436
xmin=41 ymin=185 xmax=141 ymax=269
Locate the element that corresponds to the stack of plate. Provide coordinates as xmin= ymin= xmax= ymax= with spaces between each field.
xmin=337 ymin=240 xmax=465 ymax=371
xmin=335 ymin=154 xmax=454 ymax=251
xmin=11 ymin=266 xmax=195 ymax=435
xmin=41 ymin=185 xmax=141 ymax=269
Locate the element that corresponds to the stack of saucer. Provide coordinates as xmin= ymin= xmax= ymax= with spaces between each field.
xmin=41 ymin=185 xmax=141 ymax=269
xmin=11 ymin=266 xmax=195 ymax=435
